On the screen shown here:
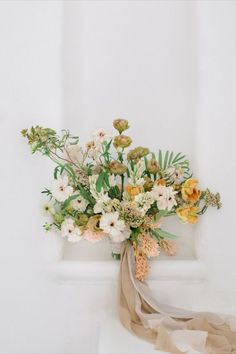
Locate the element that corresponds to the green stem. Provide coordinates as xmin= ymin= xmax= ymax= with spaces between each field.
xmin=121 ymin=174 xmax=124 ymax=198
xmin=198 ymin=205 xmax=208 ymax=215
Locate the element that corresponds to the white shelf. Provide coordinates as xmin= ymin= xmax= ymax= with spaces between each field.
xmin=51 ymin=259 xmax=205 ymax=282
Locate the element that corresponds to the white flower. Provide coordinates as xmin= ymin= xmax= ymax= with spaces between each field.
xmin=52 ymin=175 xmax=73 ymax=202
xmin=100 ymin=212 xmax=126 ymax=238
xmin=110 ymin=227 xmax=131 ymax=243
xmin=89 ymin=174 xmax=104 ymax=200
xmin=68 ymin=231 xmax=83 ymax=243
xmin=61 ymin=218 xmax=82 ymax=242
xmin=92 ymin=129 xmax=111 ymax=143
xmin=128 ymin=160 xmax=146 ymax=186
xmin=165 ymin=166 xmax=184 ymax=184
xmin=94 ymin=193 xmax=111 ymax=213
xmin=165 ymin=187 xmax=178 ymax=211
xmin=65 ymin=144 xmax=84 ymax=165
xmin=128 ymin=177 xmax=145 ymax=187
xmin=151 ymin=185 xmax=177 ymax=211
xmin=109 ymin=174 xmax=116 ymax=187
xmin=134 ymin=192 xmax=154 ymax=215
xmin=100 ymin=212 xmax=131 ymax=242
xmin=71 ymin=193 xmax=89 ymax=212
xmin=42 ymin=203 xmax=55 ymax=216
xmin=86 ymin=140 xmax=101 ymax=160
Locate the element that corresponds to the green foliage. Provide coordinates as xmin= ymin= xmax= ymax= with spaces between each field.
xmin=131 ymin=228 xmax=140 ymax=245
xmin=78 ymin=184 xmax=95 ymax=205
xmin=157 ymin=150 xmax=190 ymax=172
xmin=151 ymin=228 xmax=177 ymax=240
xmin=61 ymin=194 xmax=80 ymax=209
xmin=108 ymin=186 xmax=121 ymax=199
xmin=96 ymin=171 xmax=110 ymax=192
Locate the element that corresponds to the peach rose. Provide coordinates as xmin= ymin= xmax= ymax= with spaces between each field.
xmin=181 ymin=179 xmax=201 ymax=203
xmin=176 ymin=205 xmax=199 ymax=224
xmin=154 ymin=178 xmax=166 ymax=186
xmin=126 ymin=185 xmax=143 ymax=197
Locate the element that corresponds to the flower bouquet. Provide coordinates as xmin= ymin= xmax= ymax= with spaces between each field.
xmin=23 ymin=120 xmax=236 ymax=354
xmin=22 ymin=119 xmax=221 ymax=281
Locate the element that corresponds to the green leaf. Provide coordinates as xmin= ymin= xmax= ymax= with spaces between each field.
xmin=168 ymin=151 xmax=174 ymax=165
xmin=63 ymin=164 xmax=77 ymax=183
xmin=130 ymin=160 xmax=135 ymax=171
xmin=158 ymin=150 xmax=163 ymax=169
xmin=108 ymin=186 xmax=120 ymax=199
xmin=157 ymin=150 xmax=190 ymax=173
xmin=163 ymin=150 xmax=169 ymax=170
xmin=103 ymin=171 xmax=110 ymax=188
xmin=156 ymin=209 xmax=169 ymax=220
xmin=131 ymin=228 xmax=140 ymax=245
xmin=152 ymin=228 xmax=177 ymax=239
xmin=53 ymin=166 xmax=60 ymax=179
xmin=62 ymin=194 xmax=80 ymax=209
xmin=96 ymin=172 xmax=105 ymax=192
xmin=78 ymin=184 xmax=95 ymax=205
xmin=172 ymin=152 xmax=182 ymax=163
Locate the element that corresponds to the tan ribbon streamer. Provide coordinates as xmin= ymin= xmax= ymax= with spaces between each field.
xmin=118 ymin=243 xmax=236 ymax=354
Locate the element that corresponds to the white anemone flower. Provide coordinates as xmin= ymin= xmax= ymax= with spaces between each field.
xmin=42 ymin=203 xmax=55 ymax=216
xmin=99 ymin=212 xmax=126 ymax=239
xmin=65 ymin=144 xmax=84 ymax=165
xmin=166 ymin=166 xmax=184 ymax=184
xmin=134 ymin=192 xmax=154 ymax=215
xmin=61 ymin=218 xmax=82 ymax=242
xmin=94 ymin=193 xmax=111 ymax=213
xmin=165 ymin=187 xmax=178 ymax=211
xmin=71 ymin=193 xmax=89 ymax=212
xmin=52 ymin=175 xmax=73 ymax=202
xmin=109 ymin=174 xmax=116 ymax=187
xmin=110 ymin=226 xmax=131 ymax=243
xmin=86 ymin=140 xmax=101 ymax=160
xmin=151 ymin=185 xmax=177 ymax=211
xmin=92 ymin=129 xmax=111 ymax=143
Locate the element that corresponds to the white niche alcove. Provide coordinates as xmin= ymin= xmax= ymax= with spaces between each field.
xmin=53 ymin=219 xmax=205 ymax=283
xmin=45 ymin=2 xmax=236 ymax=352
xmin=52 ymin=1 xmax=205 ymax=286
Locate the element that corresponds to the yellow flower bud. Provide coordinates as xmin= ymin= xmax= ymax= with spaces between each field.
xmin=113 ymin=119 xmax=129 ymax=133
xmin=113 ymin=135 xmax=132 ymax=149
xmin=127 ymin=146 xmax=149 ymax=163
xmin=76 ymin=214 xmax=89 ymax=226
xmin=108 ymin=160 xmax=127 ymax=175
xmin=147 ymin=159 xmax=160 ymax=174
xmin=143 ymin=176 xmax=154 ymax=191
xmin=126 ymin=185 xmax=143 ymax=197
xmin=154 ymin=178 xmax=166 ymax=186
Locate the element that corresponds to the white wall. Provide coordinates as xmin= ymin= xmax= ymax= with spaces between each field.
xmin=195 ymin=1 xmax=236 ymax=288
xmin=0 ymin=1 xmax=236 ymax=353
xmin=62 ymin=0 xmax=198 ymax=259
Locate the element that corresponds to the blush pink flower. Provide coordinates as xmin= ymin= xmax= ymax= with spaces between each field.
xmin=83 ymin=230 xmax=106 ymax=243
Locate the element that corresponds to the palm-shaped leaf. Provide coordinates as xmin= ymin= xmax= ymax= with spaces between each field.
xmin=156 ymin=150 xmax=190 ymax=172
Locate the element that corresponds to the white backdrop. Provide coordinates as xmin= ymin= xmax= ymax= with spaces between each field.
xmin=0 ymin=1 xmax=236 ymax=353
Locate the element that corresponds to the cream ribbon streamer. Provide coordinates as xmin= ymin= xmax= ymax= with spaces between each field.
xmin=118 ymin=243 xmax=236 ymax=354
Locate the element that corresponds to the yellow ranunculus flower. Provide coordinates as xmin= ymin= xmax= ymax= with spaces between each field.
xmin=126 ymin=185 xmax=143 ymax=197
xmin=176 ymin=205 xmax=199 ymax=224
xmin=154 ymin=178 xmax=166 ymax=186
xmin=181 ymin=178 xmax=201 ymax=203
